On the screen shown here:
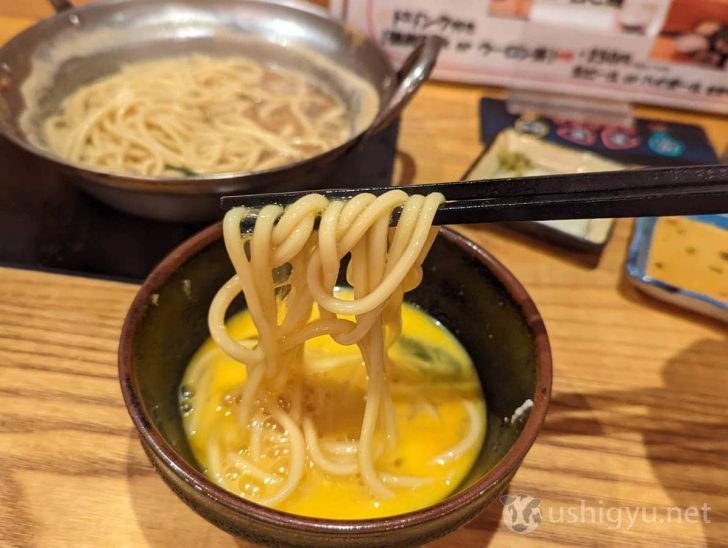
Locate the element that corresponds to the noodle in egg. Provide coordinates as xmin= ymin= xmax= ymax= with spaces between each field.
xmin=189 ymin=191 xmax=485 ymax=509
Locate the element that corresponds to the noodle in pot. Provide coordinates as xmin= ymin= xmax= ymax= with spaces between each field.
xmin=43 ymin=55 xmax=353 ymax=176
xmin=181 ymin=192 xmax=487 ymax=518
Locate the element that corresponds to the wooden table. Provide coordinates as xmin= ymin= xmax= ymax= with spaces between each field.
xmin=1 ymin=5 xmax=727 ymax=547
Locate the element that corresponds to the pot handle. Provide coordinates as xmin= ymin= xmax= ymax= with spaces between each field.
xmin=365 ymin=35 xmax=445 ymax=136
xmin=49 ymin=0 xmax=74 ymax=13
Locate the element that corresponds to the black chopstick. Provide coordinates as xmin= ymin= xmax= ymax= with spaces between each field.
xmin=220 ymin=164 xmax=728 ymax=227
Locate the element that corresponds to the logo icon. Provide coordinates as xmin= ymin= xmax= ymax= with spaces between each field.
xmin=556 ymin=125 xmax=596 ymax=146
xmin=648 ymin=131 xmax=685 ymax=157
xmin=515 ymin=113 xmax=549 ymax=137
xmin=601 ymin=127 xmax=641 ymax=150
xmin=500 ymin=494 xmax=542 ymax=534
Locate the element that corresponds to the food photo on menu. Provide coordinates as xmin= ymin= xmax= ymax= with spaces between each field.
xmin=0 ymin=0 xmax=726 ymax=546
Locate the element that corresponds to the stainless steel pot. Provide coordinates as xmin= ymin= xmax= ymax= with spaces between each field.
xmin=0 ymin=0 xmax=442 ymax=222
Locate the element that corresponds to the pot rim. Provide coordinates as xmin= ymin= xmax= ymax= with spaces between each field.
xmin=0 ymin=0 xmax=396 ymax=193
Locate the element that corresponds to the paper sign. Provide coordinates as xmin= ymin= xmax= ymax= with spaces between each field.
xmin=330 ymin=0 xmax=728 ymax=114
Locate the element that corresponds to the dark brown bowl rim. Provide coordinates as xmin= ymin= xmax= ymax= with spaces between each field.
xmin=118 ymin=223 xmax=552 ymax=534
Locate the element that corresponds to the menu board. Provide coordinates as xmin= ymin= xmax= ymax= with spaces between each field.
xmin=330 ymin=0 xmax=728 ymax=114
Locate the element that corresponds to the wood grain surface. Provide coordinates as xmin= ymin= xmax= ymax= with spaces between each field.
xmin=1 ymin=3 xmax=728 ymax=547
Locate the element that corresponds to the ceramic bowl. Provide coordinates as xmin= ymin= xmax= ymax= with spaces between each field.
xmin=118 ymin=225 xmax=552 ymax=546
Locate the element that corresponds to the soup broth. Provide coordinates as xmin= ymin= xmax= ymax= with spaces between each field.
xmin=43 ymin=55 xmax=367 ymax=176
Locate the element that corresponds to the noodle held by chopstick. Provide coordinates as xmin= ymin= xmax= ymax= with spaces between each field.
xmin=205 ymin=192 xmax=485 ymax=505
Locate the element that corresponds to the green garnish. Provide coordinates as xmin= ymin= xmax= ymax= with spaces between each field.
xmin=497 ymin=151 xmax=534 ymax=177
xmin=396 ymin=337 xmax=463 ymax=375
xmin=165 ymin=164 xmax=200 ymax=177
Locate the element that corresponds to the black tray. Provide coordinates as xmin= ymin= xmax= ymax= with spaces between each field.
xmin=0 ymin=123 xmax=399 ymax=282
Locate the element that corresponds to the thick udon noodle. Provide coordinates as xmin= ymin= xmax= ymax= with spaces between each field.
xmin=204 ymin=190 xmax=483 ymax=505
xmin=43 ymin=55 xmax=352 ymax=176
